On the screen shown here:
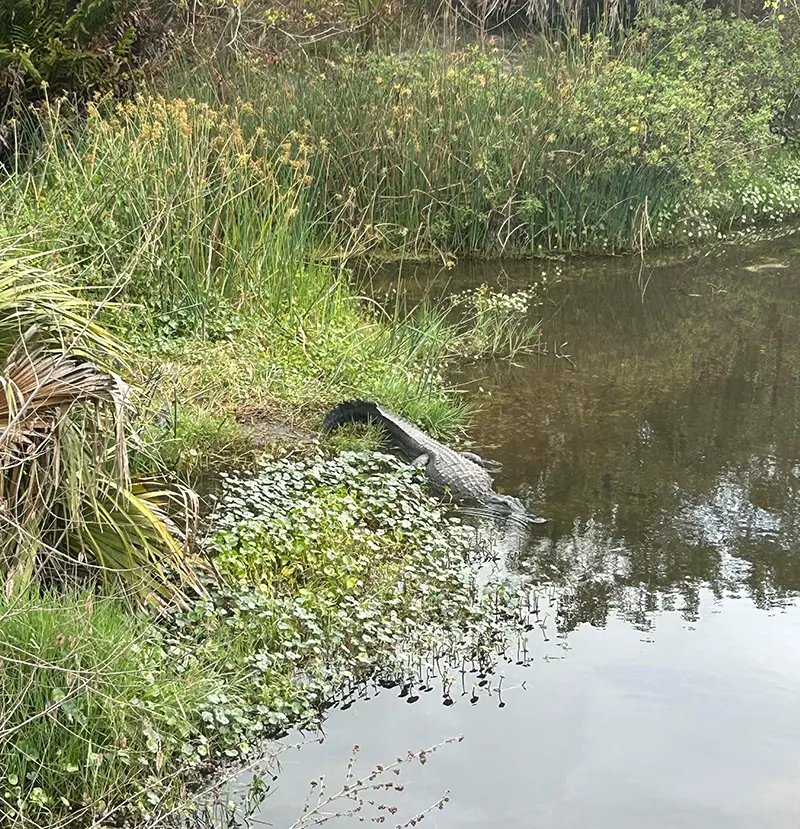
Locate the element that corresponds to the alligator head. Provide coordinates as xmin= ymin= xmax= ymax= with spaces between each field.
xmin=485 ymin=493 xmax=547 ymax=524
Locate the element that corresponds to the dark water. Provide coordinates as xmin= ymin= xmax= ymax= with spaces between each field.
xmin=247 ymin=233 xmax=800 ymax=828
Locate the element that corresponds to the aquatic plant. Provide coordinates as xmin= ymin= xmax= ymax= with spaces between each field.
xmin=448 ymin=282 xmax=545 ymax=358
xmin=169 ymin=451 xmax=535 ymax=732
xmin=193 ymin=453 xmax=498 ymax=686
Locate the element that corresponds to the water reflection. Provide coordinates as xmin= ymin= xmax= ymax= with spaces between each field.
xmin=432 ymin=233 xmax=800 ymax=629
xmin=246 ymin=591 xmax=800 ymax=829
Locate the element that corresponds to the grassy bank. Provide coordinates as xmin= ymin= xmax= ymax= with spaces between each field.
xmin=0 ymin=92 xmax=539 ymax=823
xmin=1 ymin=87 xmax=545 ymax=475
xmin=0 ymin=453 xmax=528 ymax=828
xmin=160 ymin=3 xmax=800 ymax=256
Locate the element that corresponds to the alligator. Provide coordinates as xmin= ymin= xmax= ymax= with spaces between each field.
xmin=323 ymin=399 xmax=546 ymax=523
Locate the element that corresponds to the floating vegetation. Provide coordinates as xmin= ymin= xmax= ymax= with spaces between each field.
xmin=194 ymin=451 xmax=538 ymax=714
xmin=1 ymin=451 xmax=548 ymax=828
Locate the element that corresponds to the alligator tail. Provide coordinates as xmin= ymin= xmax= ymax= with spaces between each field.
xmin=323 ymin=399 xmax=384 ymax=433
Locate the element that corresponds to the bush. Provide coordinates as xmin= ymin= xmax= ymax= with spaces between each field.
xmin=0 ymin=0 xmax=173 ymax=121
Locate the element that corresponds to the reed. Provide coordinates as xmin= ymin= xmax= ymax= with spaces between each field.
xmin=157 ymin=10 xmax=798 ymax=257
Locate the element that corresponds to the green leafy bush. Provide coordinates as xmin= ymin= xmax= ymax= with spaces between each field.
xmin=0 ymin=0 xmax=171 ymax=113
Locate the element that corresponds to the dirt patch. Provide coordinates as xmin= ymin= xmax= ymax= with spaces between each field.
xmin=234 ymin=404 xmax=320 ymax=452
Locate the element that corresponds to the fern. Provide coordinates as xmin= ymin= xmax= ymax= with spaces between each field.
xmin=0 ymin=0 xmax=160 ymax=114
xmin=65 ymin=0 xmax=121 ymax=43
xmin=113 ymin=24 xmax=136 ymax=58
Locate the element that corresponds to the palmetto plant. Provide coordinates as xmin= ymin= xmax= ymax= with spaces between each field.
xmin=0 ymin=246 xmax=202 ymax=606
xmin=0 ymin=0 xmax=145 ymax=96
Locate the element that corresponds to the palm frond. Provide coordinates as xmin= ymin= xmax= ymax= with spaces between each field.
xmin=0 ymin=247 xmax=205 ymax=606
xmin=0 ymin=250 xmax=125 ymax=366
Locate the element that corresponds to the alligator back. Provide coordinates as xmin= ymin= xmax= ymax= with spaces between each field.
xmin=323 ymin=399 xmax=498 ymax=503
xmin=323 ymin=399 xmax=428 ymax=458
xmin=325 ymin=400 xmax=545 ymax=522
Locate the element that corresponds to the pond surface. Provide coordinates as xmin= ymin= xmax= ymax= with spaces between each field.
xmin=251 ymin=232 xmax=800 ymax=828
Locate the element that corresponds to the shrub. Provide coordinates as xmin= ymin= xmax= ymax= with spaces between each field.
xmin=0 ymin=0 xmax=173 ymax=124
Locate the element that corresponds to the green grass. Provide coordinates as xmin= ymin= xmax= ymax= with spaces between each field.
xmin=120 ymin=294 xmax=473 ymax=475
xmin=0 ymin=590 xmax=218 ymax=827
xmin=119 ymin=278 xmax=541 ymax=474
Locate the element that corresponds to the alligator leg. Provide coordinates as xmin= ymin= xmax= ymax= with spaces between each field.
xmin=460 ymin=451 xmax=485 ymax=465
xmin=411 ymin=453 xmax=430 ymax=468
xmin=460 ymin=451 xmax=503 ymax=473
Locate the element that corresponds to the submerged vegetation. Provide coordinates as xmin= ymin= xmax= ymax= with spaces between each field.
xmin=1 ymin=0 xmax=800 ymax=825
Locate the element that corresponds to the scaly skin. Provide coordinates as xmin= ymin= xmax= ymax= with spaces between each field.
xmin=323 ymin=400 xmax=544 ymax=521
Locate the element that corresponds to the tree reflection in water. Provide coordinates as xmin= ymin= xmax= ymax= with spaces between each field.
xmin=434 ymin=232 xmax=800 ymax=630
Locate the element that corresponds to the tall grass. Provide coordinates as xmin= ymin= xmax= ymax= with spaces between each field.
xmin=0 ymin=590 xmax=218 ymax=828
xmin=2 ymin=96 xmax=329 ymax=326
xmin=6 ymin=5 xmax=797 ymax=292
xmin=156 ymin=8 xmax=799 ymax=257
xmin=6 ymin=6 xmax=795 ymax=272
xmin=0 ymin=89 xmax=542 ymax=466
